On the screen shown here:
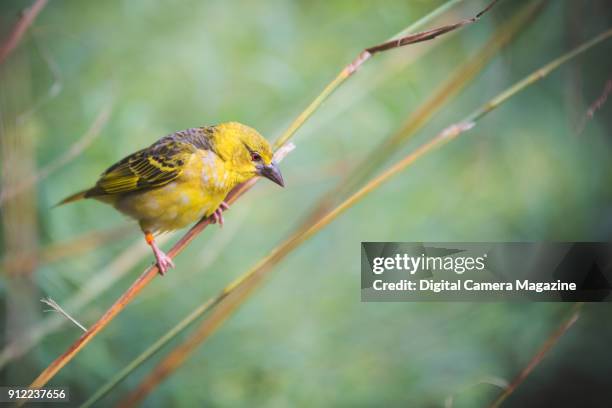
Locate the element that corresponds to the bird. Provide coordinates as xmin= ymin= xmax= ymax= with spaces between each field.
xmin=58 ymin=122 xmax=284 ymax=275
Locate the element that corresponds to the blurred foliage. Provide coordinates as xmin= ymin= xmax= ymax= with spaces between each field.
xmin=1 ymin=0 xmax=611 ymax=406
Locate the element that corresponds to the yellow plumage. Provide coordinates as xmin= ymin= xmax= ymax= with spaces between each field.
xmin=59 ymin=122 xmax=284 ymax=273
xmin=114 ymin=148 xmax=228 ymax=233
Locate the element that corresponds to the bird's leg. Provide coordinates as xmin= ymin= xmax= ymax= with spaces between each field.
xmin=209 ymin=201 xmax=230 ymax=227
xmin=144 ymin=231 xmax=174 ymax=276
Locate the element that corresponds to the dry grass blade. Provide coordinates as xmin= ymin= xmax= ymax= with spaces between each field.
xmin=40 ymin=297 xmax=87 ymax=332
xmin=28 ymin=1 xmax=500 ymax=392
xmin=112 ymin=28 xmax=612 ymax=406
xmin=488 ymin=303 xmax=584 ymax=408
xmin=364 ymin=0 xmax=499 ymax=54
xmin=0 ymin=0 xmax=48 ymax=65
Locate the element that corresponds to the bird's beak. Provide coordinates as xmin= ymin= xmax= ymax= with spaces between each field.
xmin=258 ymin=161 xmax=284 ymax=187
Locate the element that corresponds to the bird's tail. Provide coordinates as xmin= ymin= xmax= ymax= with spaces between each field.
xmin=55 ymin=189 xmax=90 ymax=206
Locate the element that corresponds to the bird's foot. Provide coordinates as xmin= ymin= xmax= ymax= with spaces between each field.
xmin=153 ymin=248 xmax=175 ymax=276
xmin=145 ymin=231 xmax=174 ymax=276
xmin=209 ymin=201 xmax=229 ymax=227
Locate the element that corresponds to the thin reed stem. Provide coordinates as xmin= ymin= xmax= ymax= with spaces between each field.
xmin=465 ymin=29 xmax=612 ymax=124
xmin=110 ymin=25 xmax=612 ymax=408
xmin=488 ymin=303 xmax=584 ymax=408
xmin=0 ymin=0 xmax=48 ymax=65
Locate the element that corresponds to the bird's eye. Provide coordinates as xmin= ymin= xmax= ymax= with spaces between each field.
xmin=250 ymin=152 xmax=262 ymax=162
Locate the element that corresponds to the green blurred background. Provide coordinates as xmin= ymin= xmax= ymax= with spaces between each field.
xmin=1 ymin=0 xmax=611 ymax=406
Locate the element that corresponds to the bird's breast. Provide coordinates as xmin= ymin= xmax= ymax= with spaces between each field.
xmin=114 ymin=151 xmax=234 ymax=233
xmin=197 ymin=150 xmax=233 ymax=193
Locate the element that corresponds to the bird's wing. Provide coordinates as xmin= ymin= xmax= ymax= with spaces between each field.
xmin=87 ymin=139 xmax=196 ymax=196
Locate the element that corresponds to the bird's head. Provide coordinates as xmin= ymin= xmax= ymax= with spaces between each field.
xmin=211 ymin=122 xmax=284 ymax=187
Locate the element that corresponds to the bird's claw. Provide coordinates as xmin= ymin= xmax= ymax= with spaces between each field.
xmin=154 ymin=250 xmax=175 ymax=276
xmin=209 ymin=201 xmax=229 ymax=227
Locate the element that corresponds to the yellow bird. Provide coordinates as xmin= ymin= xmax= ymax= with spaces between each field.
xmin=59 ymin=122 xmax=284 ymax=274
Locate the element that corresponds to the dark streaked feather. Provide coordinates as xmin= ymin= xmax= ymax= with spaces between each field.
xmin=86 ymin=127 xmax=216 ymax=197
